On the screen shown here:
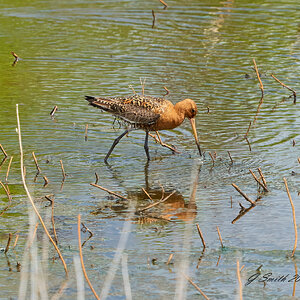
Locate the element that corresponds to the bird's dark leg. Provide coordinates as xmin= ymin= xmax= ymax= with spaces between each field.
xmin=144 ymin=131 xmax=150 ymax=161
xmin=104 ymin=129 xmax=130 ymax=163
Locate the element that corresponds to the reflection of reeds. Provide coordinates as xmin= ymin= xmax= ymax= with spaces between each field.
xmin=271 ymin=74 xmax=296 ymax=104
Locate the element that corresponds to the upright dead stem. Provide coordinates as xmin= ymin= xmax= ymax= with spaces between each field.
xmin=77 ymin=214 xmax=100 ymax=300
xmin=283 ymin=178 xmax=297 ymax=257
xmin=16 ymin=104 xmax=68 ymax=276
xmin=0 ymin=144 xmax=8 ymax=158
xmin=216 ymin=226 xmax=224 ymax=248
xmin=196 ymin=224 xmax=206 ymax=249
xmin=232 ymin=183 xmax=256 ymax=206
xmin=236 ymin=260 xmax=243 ymax=300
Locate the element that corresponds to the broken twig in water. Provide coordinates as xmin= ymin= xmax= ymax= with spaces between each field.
xmin=32 ymin=152 xmax=41 ymax=174
xmin=5 ymin=156 xmax=13 ymax=184
xmin=253 ymin=58 xmax=264 ymax=96
xmin=196 ymin=223 xmax=206 ymax=249
xmin=231 ymin=183 xmax=256 ymax=206
xmin=245 ymin=137 xmax=252 ymax=152
xmin=163 ymin=86 xmax=169 ymax=96
xmin=249 ymin=169 xmax=269 ymax=192
xmin=16 ymin=104 xmax=68 ymax=276
xmin=166 ymin=253 xmax=174 ymax=265
xmin=142 ymin=188 xmax=153 ymax=201
xmin=94 ymin=172 xmax=99 ymax=184
xmin=227 ymin=151 xmax=233 ymax=164
xmin=50 ymin=105 xmax=58 ymax=118
xmin=85 ymin=124 xmax=88 ymax=141
xmin=283 ymin=178 xmax=297 ymax=257
xmin=152 ymin=10 xmax=156 ymax=29
xmin=158 ymin=0 xmax=168 ymax=9
xmin=4 ymin=233 xmax=12 ymax=254
xmin=208 ymin=152 xmax=215 ymax=166
xmin=216 ymin=226 xmax=224 ymax=248
xmin=11 ymin=52 xmax=19 ymax=66
xmin=237 ymin=260 xmax=243 ymax=300
xmin=0 ymin=144 xmax=8 ymax=158
xmin=271 ymin=74 xmax=296 ymax=104
xmin=257 ymin=168 xmax=267 ymax=189
xmin=90 ymin=183 xmax=129 ymax=201
xmin=182 ymin=273 xmax=210 ymax=300
xmin=60 ymin=159 xmax=67 ymax=181
xmin=245 ymin=121 xmax=252 ymax=137
xmin=77 ymin=214 xmax=100 ymax=300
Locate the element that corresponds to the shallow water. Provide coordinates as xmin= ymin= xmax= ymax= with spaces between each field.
xmin=0 ymin=0 xmax=300 ymax=299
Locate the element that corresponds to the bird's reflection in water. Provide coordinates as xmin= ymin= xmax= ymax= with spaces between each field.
xmin=91 ymin=162 xmax=199 ymax=224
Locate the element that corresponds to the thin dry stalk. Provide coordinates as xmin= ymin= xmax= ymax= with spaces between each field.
xmin=271 ymin=74 xmax=296 ymax=104
xmin=0 ymin=180 xmax=12 ymax=203
xmin=4 ymin=233 xmax=12 ymax=254
xmin=43 ymin=175 xmax=49 ymax=187
xmin=283 ymin=178 xmax=297 ymax=257
xmin=158 ymin=0 xmax=168 ymax=9
xmin=16 ymin=104 xmax=68 ymax=276
xmin=50 ymin=105 xmax=58 ymax=117
xmin=95 ymin=172 xmax=99 ymax=184
xmin=81 ymin=222 xmax=93 ymax=238
xmin=0 ymin=144 xmax=8 ymax=158
xmin=245 ymin=121 xmax=252 ymax=137
xmin=163 ymin=86 xmax=169 ymax=96
xmin=90 ymin=183 xmax=129 ymax=201
xmin=85 ymin=124 xmax=88 ymax=141
xmin=257 ymin=168 xmax=267 ymax=189
xmin=216 ymin=226 xmax=224 ymax=248
xmin=77 ymin=214 xmax=100 ymax=300
xmin=152 ymin=10 xmax=156 ymax=29
xmin=59 ymin=160 xmax=66 ymax=181
xmin=232 ymin=183 xmax=256 ymax=206
xmin=182 ymin=273 xmax=210 ymax=300
xmin=227 ymin=151 xmax=233 ymax=164
xmin=128 ymin=85 xmax=136 ymax=94
xmin=166 ymin=253 xmax=174 ymax=265
xmin=249 ymin=169 xmax=269 ymax=192
xmin=208 ymin=152 xmax=215 ymax=166
xmin=5 ymin=156 xmax=13 ymax=183
xmin=237 ymin=260 xmax=243 ymax=300
xmin=245 ymin=137 xmax=252 ymax=152
xmin=142 ymin=188 xmax=153 ymax=201
xmin=51 ymin=197 xmax=58 ymax=245
xmin=196 ymin=223 xmax=206 ymax=249
xmin=32 ymin=152 xmax=41 ymax=174
xmin=252 ymin=58 xmax=264 ymax=96
xmin=13 ymin=233 xmax=19 ymax=250
xmin=137 ymin=190 xmax=175 ymax=213
xmin=293 ymin=263 xmax=297 ymax=297
xmin=140 ymin=77 xmax=146 ymax=95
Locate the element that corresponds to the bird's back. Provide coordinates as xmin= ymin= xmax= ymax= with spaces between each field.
xmin=86 ymin=94 xmax=170 ymax=129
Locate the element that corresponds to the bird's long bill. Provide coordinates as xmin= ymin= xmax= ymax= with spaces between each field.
xmin=190 ymin=118 xmax=202 ymax=157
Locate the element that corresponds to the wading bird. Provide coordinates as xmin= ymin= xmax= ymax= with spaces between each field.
xmin=85 ymin=94 xmax=201 ymax=162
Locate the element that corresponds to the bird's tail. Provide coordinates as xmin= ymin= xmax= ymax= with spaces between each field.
xmin=85 ymin=96 xmax=113 ymax=111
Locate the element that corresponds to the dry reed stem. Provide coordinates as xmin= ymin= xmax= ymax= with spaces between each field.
xmin=216 ymin=226 xmax=224 ymax=248
xmin=0 ymin=144 xmax=8 ymax=158
xmin=32 ymin=152 xmax=41 ymax=174
xmin=293 ymin=262 xmax=297 ymax=297
xmin=59 ymin=159 xmax=66 ymax=181
xmin=81 ymin=222 xmax=93 ymax=238
xmin=43 ymin=175 xmax=49 ymax=186
xmin=245 ymin=137 xmax=252 ymax=152
xmin=249 ymin=169 xmax=269 ymax=192
xmin=196 ymin=223 xmax=206 ymax=249
xmin=85 ymin=124 xmax=88 ymax=141
xmin=50 ymin=105 xmax=58 ymax=117
xmin=13 ymin=233 xmax=19 ymax=250
xmin=271 ymin=74 xmax=296 ymax=104
xmin=77 ymin=214 xmax=100 ymax=300
xmin=257 ymin=168 xmax=267 ymax=188
xmin=151 ymin=10 xmax=156 ymax=29
xmin=5 ymin=156 xmax=13 ymax=183
xmin=252 ymin=58 xmax=264 ymax=96
xmin=142 ymin=188 xmax=153 ymax=201
xmin=51 ymin=197 xmax=58 ymax=245
xmin=227 ymin=151 xmax=233 ymax=164
xmin=94 ymin=172 xmax=99 ymax=184
xmin=27 ymin=222 xmax=39 ymax=249
xmin=16 ymin=104 xmax=68 ymax=276
xmin=231 ymin=183 xmax=256 ymax=206
xmin=240 ymin=265 xmax=245 ymax=272
xmin=216 ymin=255 xmax=221 ymax=266
xmin=0 ymin=180 xmax=12 ymax=203
xmin=158 ymin=0 xmax=168 ymax=9
xmin=137 ymin=190 xmax=175 ymax=213
xmin=4 ymin=233 xmax=12 ymax=254
xmin=166 ymin=253 xmax=174 ymax=265
xmin=245 ymin=121 xmax=252 ymax=137
xmin=128 ymin=85 xmax=136 ymax=94
xmin=237 ymin=260 xmax=243 ymax=300
xmin=90 ymin=183 xmax=129 ymax=201
xmin=163 ymin=86 xmax=169 ymax=96
xmin=182 ymin=273 xmax=210 ymax=300
xmin=283 ymin=178 xmax=297 ymax=257
xmin=208 ymin=152 xmax=215 ymax=166
xmin=140 ymin=77 xmax=146 ymax=95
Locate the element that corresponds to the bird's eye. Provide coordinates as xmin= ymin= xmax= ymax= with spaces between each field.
xmin=191 ymin=108 xmax=195 ymax=114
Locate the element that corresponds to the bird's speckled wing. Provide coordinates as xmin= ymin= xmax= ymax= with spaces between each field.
xmin=85 ymin=94 xmax=169 ymax=128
